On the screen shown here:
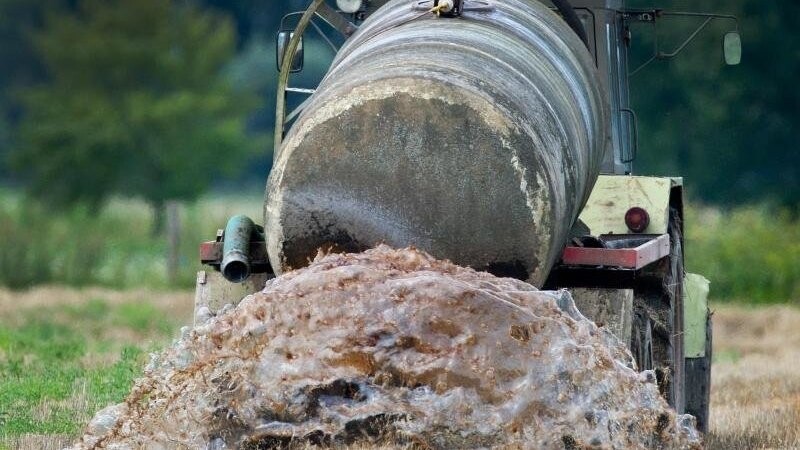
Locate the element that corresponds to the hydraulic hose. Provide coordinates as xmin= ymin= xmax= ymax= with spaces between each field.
xmin=550 ymin=0 xmax=589 ymax=48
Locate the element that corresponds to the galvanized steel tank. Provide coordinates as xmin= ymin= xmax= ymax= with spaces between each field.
xmin=266 ymin=0 xmax=610 ymax=285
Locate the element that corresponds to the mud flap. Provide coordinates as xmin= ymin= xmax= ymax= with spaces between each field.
xmin=683 ymin=273 xmax=711 ymax=433
xmin=684 ymin=274 xmax=710 ymax=358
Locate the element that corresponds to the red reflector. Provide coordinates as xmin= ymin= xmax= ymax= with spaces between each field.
xmin=625 ymin=207 xmax=650 ymax=233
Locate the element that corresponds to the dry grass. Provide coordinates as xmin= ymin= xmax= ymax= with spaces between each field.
xmin=2 ymin=288 xmax=798 ymax=449
xmin=0 ymin=286 xmax=193 ymax=322
xmin=707 ymin=304 xmax=800 ymax=449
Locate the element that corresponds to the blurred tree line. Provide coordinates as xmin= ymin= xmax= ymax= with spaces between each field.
xmin=0 ymin=0 xmax=797 ymax=213
xmin=627 ymin=0 xmax=799 ymax=209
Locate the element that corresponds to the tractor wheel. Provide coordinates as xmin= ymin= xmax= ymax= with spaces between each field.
xmin=631 ymin=209 xmax=685 ymax=412
xmin=631 ymin=310 xmax=653 ymax=371
xmin=685 ymin=311 xmax=713 ymax=434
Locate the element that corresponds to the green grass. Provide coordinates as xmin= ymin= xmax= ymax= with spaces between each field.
xmin=0 ymin=189 xmax=263 ymax=290
xmin=0 ymin=293 xmax=185 ymax=443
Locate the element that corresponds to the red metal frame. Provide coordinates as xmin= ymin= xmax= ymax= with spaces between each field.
xmin=199 ymin=241 xmax=269 ymax=266
xmin=561 ymin=234 xmax=670 ymax=270
xmin=199 ymin=241 xmax=220 ymax=264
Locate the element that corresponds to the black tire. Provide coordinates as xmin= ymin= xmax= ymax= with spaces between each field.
xmin=631 ymin=209 xmax=685 ymax=411
xmin=685 ymin=312 xmax=713 ymax=434
xmin=631 ymin=310 xmax=653 ymax=371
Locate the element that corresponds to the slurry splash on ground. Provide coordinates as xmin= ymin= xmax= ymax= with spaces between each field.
xmin=70 ymin=246 xmax=701 ymax=449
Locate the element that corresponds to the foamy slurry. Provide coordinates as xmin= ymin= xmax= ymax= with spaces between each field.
xmin=69 ymin=246 xmax=701 ymax=449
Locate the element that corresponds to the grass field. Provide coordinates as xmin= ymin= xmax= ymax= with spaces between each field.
xmin=0 ymin=288 xmax=193 ymax=449
xmin=706 ymin=305 xmax=800 ymax=449
xmin=1 ymin=287 xmax=798 ymax=449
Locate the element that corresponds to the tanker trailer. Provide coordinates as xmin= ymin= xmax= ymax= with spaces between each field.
xmin=196 ymin=0 xmax=741 ymax=434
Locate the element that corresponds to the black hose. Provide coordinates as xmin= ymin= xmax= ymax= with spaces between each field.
xmin=549 ymin=0 xmax=589 ymax=48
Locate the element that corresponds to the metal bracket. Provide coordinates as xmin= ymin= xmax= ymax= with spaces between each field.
xmin=620 ymin=108 xmax=639 ymax=164
xmin=412 ymin=0 xmax=494 ymax=14
xmin=275 ymin=0 xmax=326 ymax=155
xmin=435 ymin=0 xmax=462 ymax=17
xmin=200 ymin=237 xmax=272 ymax=275
xmin=561 ymin=234 xmax=670 ymax=270
xmin=276 ymin=1 xmax=368 ymax=152
xmin=624 ymin=10 xmax=741 ymax=77
xmin=623 ymin=9 xmax=662 ymax=23
xmin=286 ymin=87 xmax=316 ymax=95
xmin=316 ymin=2 xmax=358 ymax=36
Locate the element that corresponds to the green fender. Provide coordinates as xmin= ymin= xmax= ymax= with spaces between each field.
xmin=684 ymin=273 xmax=711 ymax=358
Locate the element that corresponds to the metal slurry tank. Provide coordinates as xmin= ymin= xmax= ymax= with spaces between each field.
xmin=266 ymin=0 xmax=610 ymax=285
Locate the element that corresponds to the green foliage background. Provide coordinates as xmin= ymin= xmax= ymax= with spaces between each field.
xmin=627 ymin=0 xmax=799 ymax=208
xmin=2 ymin=0 xmax=796 ymax=209
xmin=0 ymin=190 xmax=263 ymax=289
xmin=8 ymin=0 xmax=260 ymax=212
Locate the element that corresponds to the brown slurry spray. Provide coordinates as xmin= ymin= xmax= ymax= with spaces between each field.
xmin=69 ymin=246 xmax=701 ymax=449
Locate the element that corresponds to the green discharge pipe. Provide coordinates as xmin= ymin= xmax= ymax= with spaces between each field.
xmin=222 ymin=215 xmax=257 ymax=283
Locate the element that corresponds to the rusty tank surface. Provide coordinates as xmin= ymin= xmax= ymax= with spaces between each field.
xmin=265 ymin=0 xmax=610 ymax=286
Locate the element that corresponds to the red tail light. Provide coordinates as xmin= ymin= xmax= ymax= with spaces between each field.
xmin=625 ymin=207 xmax=650 ymax=233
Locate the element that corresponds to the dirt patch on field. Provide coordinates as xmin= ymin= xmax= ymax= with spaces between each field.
xmin=68 ymin=246 xmax=699 ymax=449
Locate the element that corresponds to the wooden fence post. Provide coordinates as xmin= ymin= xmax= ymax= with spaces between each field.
xmin=166 ymin=201 xmax=181 ymax=283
